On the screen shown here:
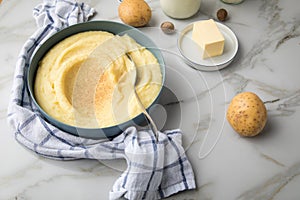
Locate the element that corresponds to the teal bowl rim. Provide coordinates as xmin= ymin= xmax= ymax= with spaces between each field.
xmin=27 ymin=20 xmax=165 ymax=139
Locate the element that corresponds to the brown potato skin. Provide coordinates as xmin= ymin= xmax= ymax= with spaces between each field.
xmin=226 ymin=92 xmax=267 ymax=137
xmin=118 ymin=0 xmax=152 ymax=27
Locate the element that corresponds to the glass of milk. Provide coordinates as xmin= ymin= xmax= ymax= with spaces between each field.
xmin=220 ymin=0 xmax=244 ymax=4
xmin=160 ymin=0 xmax=201 ymax=19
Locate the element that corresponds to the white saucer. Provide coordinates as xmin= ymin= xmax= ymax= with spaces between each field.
xmin=177 ymin=21 xmax=238 ymax=71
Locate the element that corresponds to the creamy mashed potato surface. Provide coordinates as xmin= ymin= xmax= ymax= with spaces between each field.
xmin=34 ymin=31 xmax=162 ymax=128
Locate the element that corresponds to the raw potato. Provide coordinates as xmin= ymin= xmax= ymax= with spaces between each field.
xmin=226 ymin=92 xmax=267 ymax=137
xmin=118 ymin=0 xmax=152 ymax=27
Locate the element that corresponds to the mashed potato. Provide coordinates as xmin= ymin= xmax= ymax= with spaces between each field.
xmin=34 ymin=31 xmax=162 ymax=128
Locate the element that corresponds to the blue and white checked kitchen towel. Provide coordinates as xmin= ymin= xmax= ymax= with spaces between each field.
xmin=7 ymin=0 xmax=196 ymax=199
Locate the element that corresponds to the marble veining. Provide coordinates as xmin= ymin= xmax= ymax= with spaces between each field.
xmin=259 ymin=152 xmax=285 ymax=168
xmin=1 ymin=0 xmax=300 ymax=199
xmin=237 ymin=162 xmax=300 ymax=200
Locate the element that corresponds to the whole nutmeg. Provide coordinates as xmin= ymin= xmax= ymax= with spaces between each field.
xmin=217 ymin=8 xmax=228 ymax=21
xmin=160 ymin=21 xmax=175 ymax=34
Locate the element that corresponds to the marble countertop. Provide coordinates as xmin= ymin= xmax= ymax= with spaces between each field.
xmin=1 ymin=0 xmax=300 ymax=199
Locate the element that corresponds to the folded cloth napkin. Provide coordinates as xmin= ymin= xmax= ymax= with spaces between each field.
xmin=7 ymin=0 xmax=196 ymax=199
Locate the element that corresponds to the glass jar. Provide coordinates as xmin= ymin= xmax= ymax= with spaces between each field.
xmin=221 ymin=0 xmax=244 ymax=4
xmin=160 ymin=0 xmax=201 ymax=19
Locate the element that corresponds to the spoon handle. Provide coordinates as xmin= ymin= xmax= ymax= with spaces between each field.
xmin=125 ymin=53 xmax=159 ymax=141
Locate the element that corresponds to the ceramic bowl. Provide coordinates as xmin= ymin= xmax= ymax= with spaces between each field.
xmin=27 ymin=20 xmax=165 ymax=139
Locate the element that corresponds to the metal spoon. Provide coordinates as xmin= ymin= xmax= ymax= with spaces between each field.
xmin=125 ymin=53 xmax=159 ymax=141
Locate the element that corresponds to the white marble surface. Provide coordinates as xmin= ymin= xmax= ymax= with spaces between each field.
xmin=1 ymin=0 xmax=300 ymax=199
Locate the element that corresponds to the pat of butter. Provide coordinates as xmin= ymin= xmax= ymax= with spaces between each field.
xmin=192 ymin=19 xmax=225 ymax=59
